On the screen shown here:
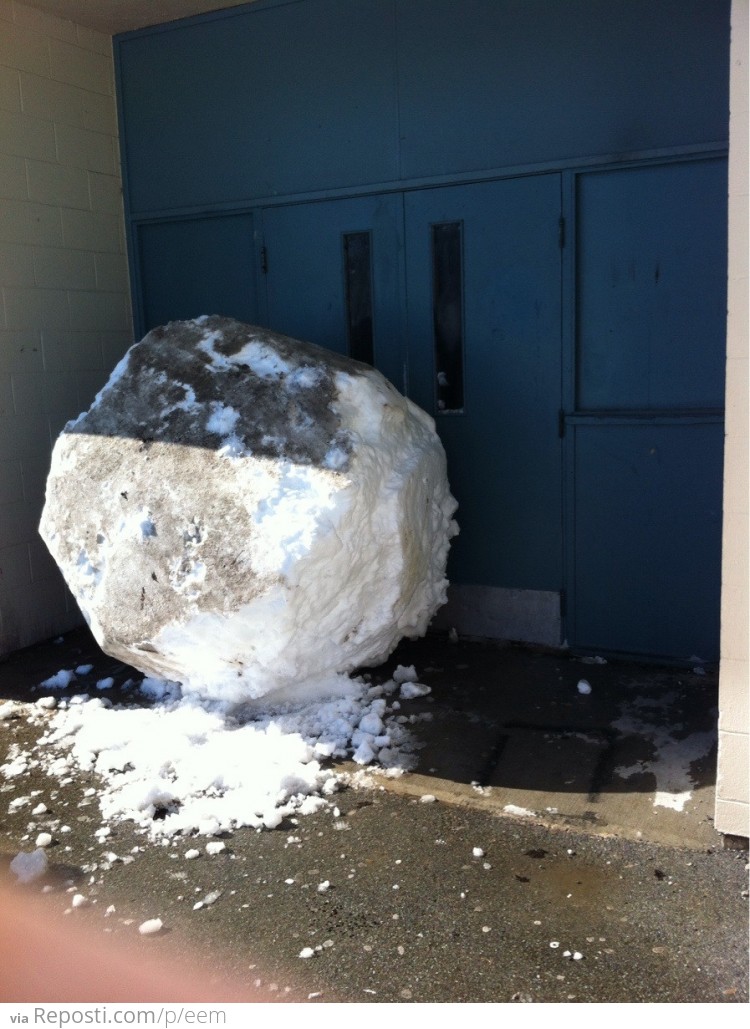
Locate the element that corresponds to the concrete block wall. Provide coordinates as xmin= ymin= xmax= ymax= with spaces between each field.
xmin=716 ymin=0 xmax=749 ymax=838
xmin=0 ymin=0 xmax=132 ymax=656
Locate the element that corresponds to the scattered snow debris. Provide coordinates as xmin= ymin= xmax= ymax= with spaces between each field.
xmin=96 ymin=678 xmax=115 ymax=691
xmin=472 ymin=847 xmax=485 ymax=858
xmin=581 ymin=656 xmax=607 ymax=665
xmin=31 ymin=802 xmax=48 ymax=815
xmin=399 ymin=681 xmax=431 ymax=700
xmin=419 ymin=794 xmax=436 ymax=804
xmin=205 ymin=841 xmax=226 ymax=855
xmin=299 ymin=947 xmax=315 ymax=959
xmin=195 ymin=890 xmax=222 ymax=908
xmin=482 ymin=862 xmax=492 ymax=870
xmin=482 ymin=926 xmax=491 ymax=933
xmin=285 ymin=878 xmax=295 ymax=885
xmin=692 ymin=666 xmax=706 ymax=676
xmin=184 ymin=849 xmax=200 ymax=860
xmin=71 ymin=894 xmax=89 ymax=908
xmin=75 ymin=665 xmax=94 ymax=676
xmin=448 ymin=628 xmax=459 ymax=643
xmin=392 ymin=665 xmax=418 ymax=684
xmin=550 ymin=941 xmax=560 ymax=949
xmin=94 ymin=826 xmax=110 ymax=840
xmin=10 ymin=848 xmax=48 ymax=883
xmin=105 ymin=905 xmax=116 ymax=917
xmin=577 ymin=680 xmax=592 ymax=695
xmin=0 ymin=701 xmax=20 ymax=721
xmin=8 ymin=795 xmax=30 ymax=812
xmin=6 ymin=664 xmax=424 ymax=837
xmin=308 ymin=993 xmax=322 ymax=1000
xmin=317 ymin=881 xmax=331 ymax=893
xmin=40 ymin=669 xmax=75 ymax=690
xmin=504 ymin=804 xmax=536 ymax=818
xmin=35 ymin=696 xmax=57 ymax=711
xmin=138 ymin=918 xmax=163 ymax=935
xmin=35 ymin=832 xmax=53 ymax=848
xmin=573 ymin=952 xmax=584 ymax=961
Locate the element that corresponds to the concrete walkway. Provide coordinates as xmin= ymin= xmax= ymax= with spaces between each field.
xmin=368 ymin=634 xmax=724 ymax=851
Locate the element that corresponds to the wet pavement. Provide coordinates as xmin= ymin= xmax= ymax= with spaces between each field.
xmin=0 ymin=628 xmax=747 ymax=1004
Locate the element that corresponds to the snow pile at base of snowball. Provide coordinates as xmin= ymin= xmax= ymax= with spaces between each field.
xmin=39 ymin=317 xmax=458 ymax=704
xmin=6 ymin=665 xmax=431 ymax=837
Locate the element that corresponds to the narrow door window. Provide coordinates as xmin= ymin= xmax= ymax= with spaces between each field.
xmin=343 ymin=231 xmax=374 ymax=365
xmin=431 ymin=221 xmax=464 ymax=412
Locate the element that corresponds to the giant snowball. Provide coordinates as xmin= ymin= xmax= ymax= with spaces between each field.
xmin=40 ymin=317 xmax=458 ymax=702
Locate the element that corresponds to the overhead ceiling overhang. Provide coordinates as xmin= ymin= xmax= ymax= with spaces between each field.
xmin=12 ymin=1 xmax=258 ymax=35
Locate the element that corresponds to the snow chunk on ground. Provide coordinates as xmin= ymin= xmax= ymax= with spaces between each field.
xmin=10 ymin=848 xmax=48 ymax=883
xmin=40 ymin=669 xmax=75 ymax=690
xmin=399 ymin=681 xmax=431 ymax=700
xmin=138 ymin=918 xmax=163 ymax=935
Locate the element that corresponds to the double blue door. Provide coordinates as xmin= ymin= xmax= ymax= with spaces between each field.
xmin=135 ymin=158 xmax=726 ymax=662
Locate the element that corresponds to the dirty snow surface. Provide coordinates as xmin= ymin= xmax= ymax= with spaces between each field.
xmin=2 ymin=663 xmax=432 ymax=839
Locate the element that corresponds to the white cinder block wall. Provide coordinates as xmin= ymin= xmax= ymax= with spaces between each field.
xmin=0 ymin=0 xmax=132 ymax=656
xmin=716 ymin=0 xmax=749 ymax=839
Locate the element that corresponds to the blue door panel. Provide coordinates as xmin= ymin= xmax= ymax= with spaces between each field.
xmin=404 ymin=176 xmax=562 ymax=590
xmin=137 ymin=216 xmax=259 ymax=333
xmin=396 ymin=0 xmax=729 ymax=182
xmin=260 ymin=195 xmax=404 ymax=389
xmin=117 ymin=0 xmax=399 ymax=214
xmin=576 ymin=159 xmax=728 ymax=411
xmin=572 ymin=422 xmax=723 ymax=661
xmin=568 ymin=157 xmax=727 ymax=661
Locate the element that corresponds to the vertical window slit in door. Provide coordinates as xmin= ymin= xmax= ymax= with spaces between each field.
xmin=343 ymin=231 xmax=374 ymax=366
xmin=432 ymin=221 xmax=464 ymax=412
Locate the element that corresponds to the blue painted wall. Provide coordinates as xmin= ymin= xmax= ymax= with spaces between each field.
xmin=117 ymin=0 xmax=729 ymax=216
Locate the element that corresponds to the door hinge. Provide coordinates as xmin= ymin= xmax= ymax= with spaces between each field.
xmin=558 ymin=409 xmax=566 ymax=438
xmin=260 ymin=245 xmax=268 ymax=274
xmin=558 ymin=216 xmax=566 ymax=249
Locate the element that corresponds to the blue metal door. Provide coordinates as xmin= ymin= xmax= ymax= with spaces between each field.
xmin=565 ymin=158 xmax=727 ymax=661
xmin=403 ymin=176 xmax=563 ymax=590
xmin=259 ymin=195 xmax=404 ymax=389
xmin=136 ymin=214 xmax=259 ymax=333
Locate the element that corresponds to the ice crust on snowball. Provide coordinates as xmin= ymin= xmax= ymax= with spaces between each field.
xmin=40 ymin=317 xmax=457 ymax=703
